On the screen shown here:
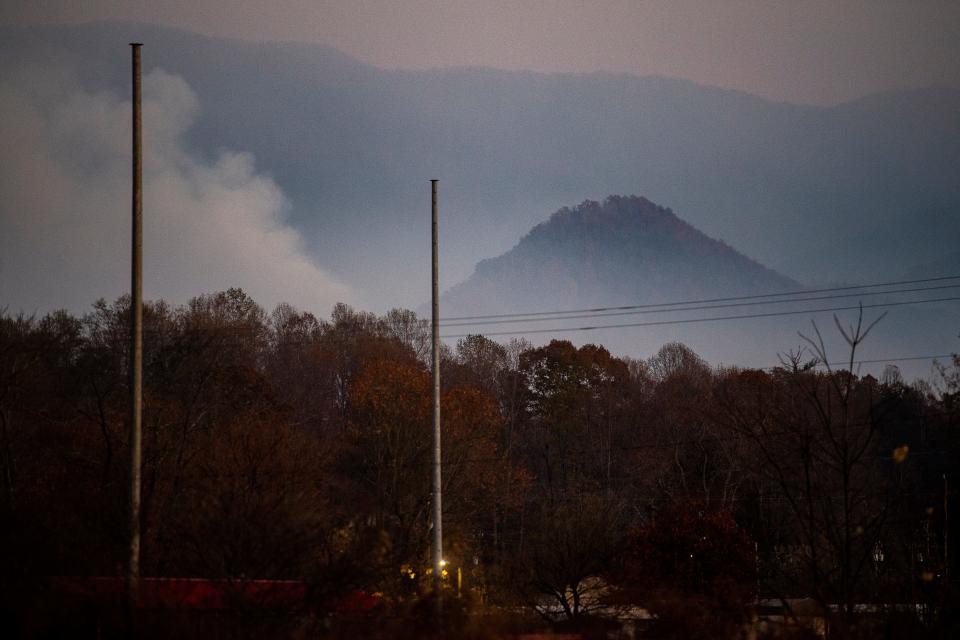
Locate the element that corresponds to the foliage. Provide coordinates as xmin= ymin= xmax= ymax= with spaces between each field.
xmin=0 ymin=294 xmax=957 ymax=638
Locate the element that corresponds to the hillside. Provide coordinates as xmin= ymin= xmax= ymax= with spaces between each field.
xmin=441 ymin=196 xmax=798 ymax=317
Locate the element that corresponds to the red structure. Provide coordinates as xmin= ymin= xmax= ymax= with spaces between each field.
xmin=50 ymin=576 xmax=378 ymax=613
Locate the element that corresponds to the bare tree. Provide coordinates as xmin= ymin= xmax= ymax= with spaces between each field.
xmin=715 ymin=308 xmax=898 ymax=636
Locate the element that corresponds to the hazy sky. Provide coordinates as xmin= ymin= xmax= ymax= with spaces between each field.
xmin=3 ymin=0 xmax=959 ymax=105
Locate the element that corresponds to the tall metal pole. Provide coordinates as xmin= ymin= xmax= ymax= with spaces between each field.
xmin=128 ymin=42 xmax=144 ymax=606
xmin=431 ymin=180 xmax=443 ymax=589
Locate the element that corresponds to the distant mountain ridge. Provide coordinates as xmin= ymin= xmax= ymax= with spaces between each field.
xmin=441 ymin=196 xmax=798 ymax=317
xmin=2 ymin=21 xmax=959 ymax=309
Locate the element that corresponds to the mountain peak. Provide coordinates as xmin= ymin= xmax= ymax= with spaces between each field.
xmin=541 ymin=195 xmax=674 ymax=226
xmin=449 ymin=195 xmax=798 ymax=317
xmin=527 ymin=195 xmax=689 ymax=240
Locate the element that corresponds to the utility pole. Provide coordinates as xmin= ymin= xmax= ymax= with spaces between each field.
xmin=128 ymin=42 xmax=144 ymax=608
xmin=431 ymin=180 xmax=443 ymax=594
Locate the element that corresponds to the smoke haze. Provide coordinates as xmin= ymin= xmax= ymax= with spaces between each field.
xmin=0 ymin=63 xmax=352 ymax=315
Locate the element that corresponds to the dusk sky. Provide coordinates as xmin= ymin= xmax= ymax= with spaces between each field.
xmin=4 ymin=0 xmax=959 ymax=104
xmin=2 ymin=1 xmax=958 ymax=376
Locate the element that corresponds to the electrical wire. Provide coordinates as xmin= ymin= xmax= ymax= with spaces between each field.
xmin=440 ymin=295 xmax=960 ymax=338
xmin=441 ymin=283 xmax=960 ymax=328
xmin=441 ymin=274 xmax=960 ymax=322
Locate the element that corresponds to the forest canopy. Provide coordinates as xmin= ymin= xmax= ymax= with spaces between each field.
xmin=0 ymin=289 xmax=957 ymax=638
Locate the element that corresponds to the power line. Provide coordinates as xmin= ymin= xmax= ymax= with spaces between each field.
xmin=441 ymin=274 xmax=960 ymax=322
xmin=441 ymin=283 xmax=960 ymax=328
xmin=440 ymin=295 xmax=960 ymax=339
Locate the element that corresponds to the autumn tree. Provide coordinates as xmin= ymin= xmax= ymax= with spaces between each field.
xmin=639 ymin=343 xmax=749 ymax=511
xmin=498 ymin=341 xmax=636 ymax=622
xmin=346 ymin=357 xmax=432 ymax=575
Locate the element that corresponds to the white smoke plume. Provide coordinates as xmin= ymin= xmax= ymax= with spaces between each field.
xmin=0 ymin=65 xmax=353 ymax=316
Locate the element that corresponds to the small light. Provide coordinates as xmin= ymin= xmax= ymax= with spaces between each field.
xmin=893 ymin=445 xmax=909 ymax=464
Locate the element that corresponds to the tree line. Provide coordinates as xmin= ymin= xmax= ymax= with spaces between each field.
xmin=1 ymin=288 xmax=957 ymax=638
